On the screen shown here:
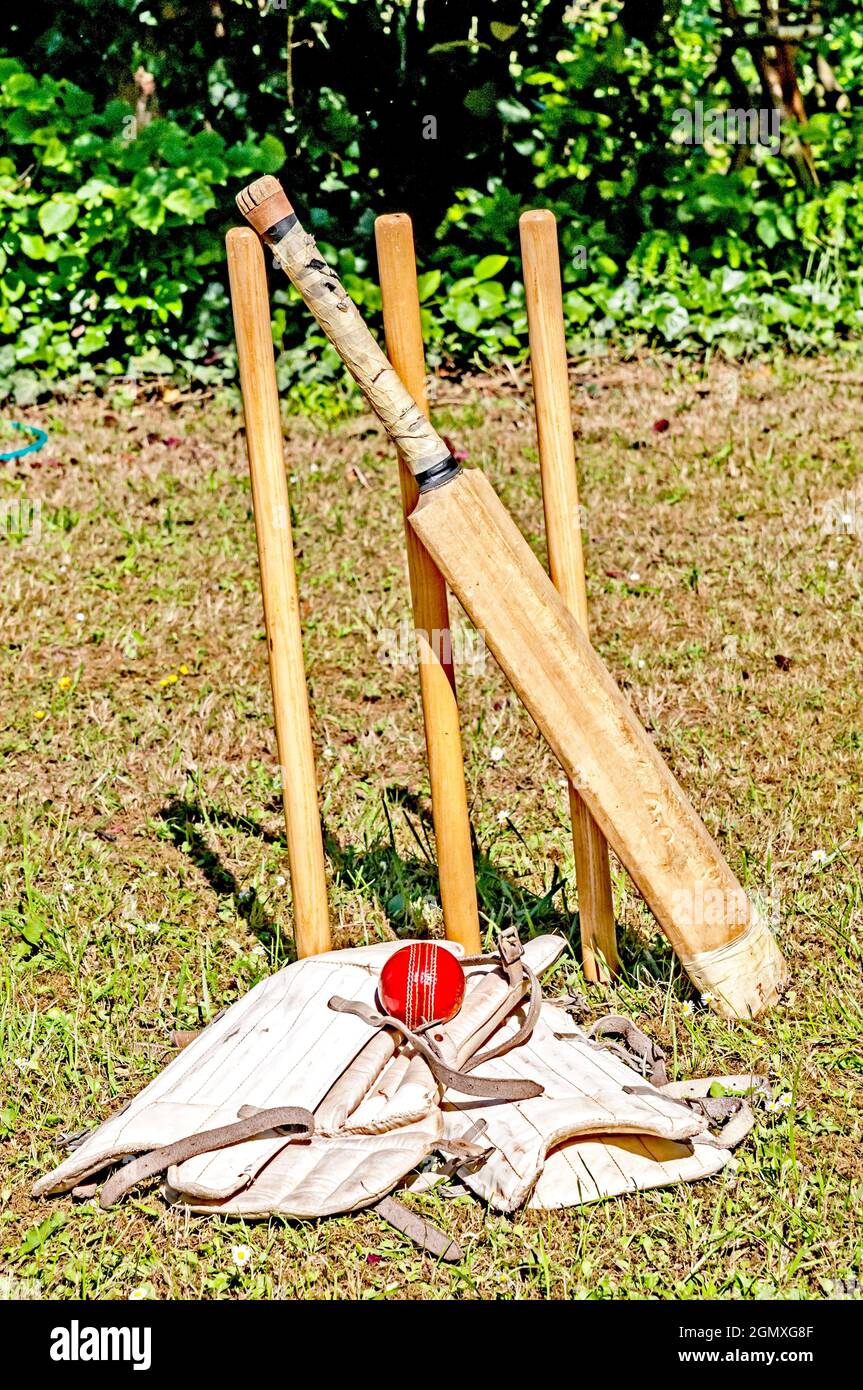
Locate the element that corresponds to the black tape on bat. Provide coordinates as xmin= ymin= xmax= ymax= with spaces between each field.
xmin=415 ymin=456 xmax=462 ymax=493
xmin=264 ymin=213 xmax=299 ymax=243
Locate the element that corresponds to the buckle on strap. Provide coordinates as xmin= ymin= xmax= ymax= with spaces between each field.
xmin=496 ymin=925 xmax=524 ymax=970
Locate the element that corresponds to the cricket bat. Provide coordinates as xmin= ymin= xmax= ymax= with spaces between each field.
xmin=236 ymin=176 xmax=788 ymax=1020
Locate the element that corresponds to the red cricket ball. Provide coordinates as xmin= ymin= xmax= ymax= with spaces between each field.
xmin=378 ymin=942 xmax=465 ymax=1030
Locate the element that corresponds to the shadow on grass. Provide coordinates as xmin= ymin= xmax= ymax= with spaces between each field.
xmin=156 ymin=789 xmax=650 ymax=976
xmin=318 ymin=782 xmax=581 ymax=943
xmin=327 ymin=789 xmax=656 ymax=979
xmin=156 ymin=796 xmax=295 ymax=964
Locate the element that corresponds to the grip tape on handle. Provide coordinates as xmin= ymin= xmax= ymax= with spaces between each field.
xmin=237 ymin=178 xmax=458 ymax=490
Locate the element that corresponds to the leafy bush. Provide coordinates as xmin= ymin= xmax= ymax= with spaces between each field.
xmin=0 ymin=58 xmax=284 ymax=401
xmin=3 ymin=1 xmax=863 ymax=403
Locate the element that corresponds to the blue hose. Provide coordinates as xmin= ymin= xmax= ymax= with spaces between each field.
xmin=0 ymin=422 xmax=49 ymax=462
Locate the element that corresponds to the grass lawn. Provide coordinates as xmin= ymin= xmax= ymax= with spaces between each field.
xmin=1 ymin=357 xmax=861 ymax=1300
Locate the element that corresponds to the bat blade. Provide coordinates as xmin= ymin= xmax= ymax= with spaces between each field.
xmin=411 ymin=470 xmax=788 ymax=1020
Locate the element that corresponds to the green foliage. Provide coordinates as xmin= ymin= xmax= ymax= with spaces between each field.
xmin=0 ymin=58 xmax=284 ymax=400
xmin=3 ymin=2 xmax=863 ymax=401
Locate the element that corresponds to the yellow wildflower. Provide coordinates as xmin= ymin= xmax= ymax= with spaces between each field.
xmin=34 ymin=709 xmax=46 ymax=720
xmin=57 ymin=676 xmax=72 ymax=690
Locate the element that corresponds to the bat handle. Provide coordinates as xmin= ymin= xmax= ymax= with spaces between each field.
xmin=236 ymin=177 xmax=459 ymax=493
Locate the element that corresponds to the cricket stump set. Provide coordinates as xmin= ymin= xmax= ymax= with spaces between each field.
xmin=227 ymin=177 xmax=789 ymax=1022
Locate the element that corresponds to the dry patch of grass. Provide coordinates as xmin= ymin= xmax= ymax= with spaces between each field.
xmin=1 ymin=356 xmax=861 ymax=1299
